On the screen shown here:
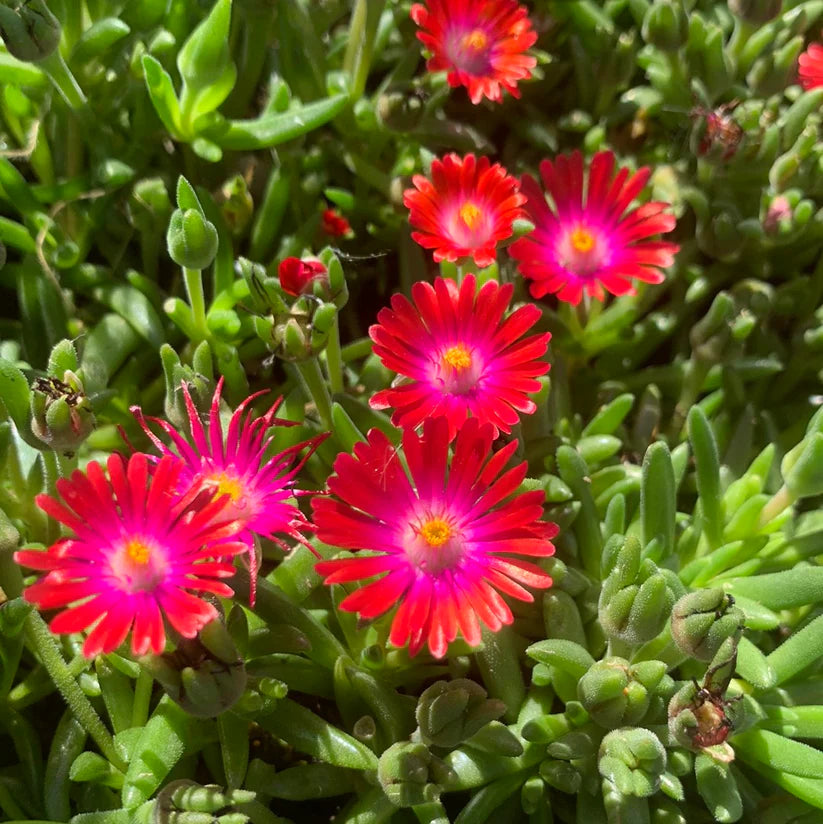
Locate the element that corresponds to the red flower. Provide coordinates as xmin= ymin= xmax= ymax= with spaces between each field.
xmin=799 ymin=43 xmax=823 ymax=90
xmin=411 ymin=0 xmax=537 ymax=104
xmin=314 ymin=417 xmax=557 ymax=658
xmin=278 ymin=257 xmax=329 ymax=296
xmin=510 ymin=150 xmax=679 ymax=306
xmin=369 ymin=275 xmax=550 ymax=438
xmin=404 ymin=153 xmax=525 ymax=268
xmin=322 ymin=208 xmax=351 ymax=237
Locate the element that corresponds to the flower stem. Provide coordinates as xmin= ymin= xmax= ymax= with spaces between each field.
xmin=343 ymin=0 xmax=386 ymax=100
xmin=183 ymin=267 xmax=209 ymax=340
xmin=325 ymin=315 xmax=345 ymax=394
xmin=131 ymin=668 xmax=153 ymax=728
xmin=24 ymin=612 xmax=126 ymax=773
xmin=39 ymin=51 xmax=87 ymax=110
xmin=293 ymin=358 xmax=333 ymax=430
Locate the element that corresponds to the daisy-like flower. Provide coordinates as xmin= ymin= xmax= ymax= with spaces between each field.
xmin=369 ymin=274 xmax=550 ymax=438
xmin=798 ymin=42 xmax=823 ymax=90
xmin=15 ymin=454 xmax=246 ymax=658
xmin=404 ymin=153 xmax=525 ymax=268
xmin=131 ymin=379 xmax=326 ymax=603
xmin=509 ymin=150 xmax=680 ymax=306
xmin=314 ymin=417 xmax=557 ymax=658
xmin=410 ymin=0 xmax=537 ymax=104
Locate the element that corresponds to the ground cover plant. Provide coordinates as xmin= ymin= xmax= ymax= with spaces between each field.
xmin=3 ymin=0 xmax=823 ymax=822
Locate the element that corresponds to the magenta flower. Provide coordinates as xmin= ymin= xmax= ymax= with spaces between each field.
xmin=15 ymin=454 xmax=246 ymax=658
xmin=369 ymin=275 xmax=551 ymax=438
xmin=509 ymin=150 xmax=680 ymax=305
xmin=132 ymin=379 xmax=326 ymax=603
xmin=314 ymin=417 xmax=557 ymax=659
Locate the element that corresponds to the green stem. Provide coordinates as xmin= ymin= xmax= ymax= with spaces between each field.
xmin=325 ymin=315 xmax=345 ymax=394
xmin=341 ymin=337 xmax=374 ymax=362
xmin=131 ymin=668 xmax=153 ymax=728
xmin=38 ymin=51 xmax=87 ymax=109
xmin=342 ymin=0 xmax=386 ymax=100
xmin=293 ymin=358 xmax=333 ymax=430
xmin=24 ymin=612 xmax=126 ymax=772
xmin=183 ymin=267 xmax=209 ymax=340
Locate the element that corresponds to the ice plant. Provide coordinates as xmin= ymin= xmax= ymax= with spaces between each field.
xmin=314 ymin=417 xmax=557 ymax=658
xmin=278 ymin=256 xmax=329 ymax=296
xmin=14 ymin=453 xmax=246 ymax=657
xmin=404 ymin=153 xmax=525 ymax=268
xmin=410 ymin=0 xmax=537 ymax=104
xmin=369 ymin=274 xmax=550 ymax=438
xmin=131 ymin=379 xmax=326 ymax=602
xmin=321 ymin=207 xmax=351 ymax=237
xmin=509 ymin=150 xmax=680 ymax=305
xmin=798 ymin=42 xmax=823 ymax=90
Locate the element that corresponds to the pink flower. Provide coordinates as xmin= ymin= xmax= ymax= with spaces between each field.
xmin=15 ymin=454 xmax=246 ymax=657
xmin=404 ymin=153 xmax=526 ymax=268
xmin=509 ymin=150 xmax=680 ymax=305
xmin=369 ymin=275 xmax=551 ymax=438
xmin=799 ymin=42 xmax=823 ymax=90
xmin=314 ymin=417 xmax=557 ymax=658
xmin=411 ymin=0 xmax=537 ymax=104
xmin=278 ymin=257 xmax=329 ymax=296
xmin=131 ymin=379 xmax=326 ymax=604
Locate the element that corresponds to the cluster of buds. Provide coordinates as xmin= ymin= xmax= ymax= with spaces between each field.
xmin=377 ymin=741 xmax=454 ymax=808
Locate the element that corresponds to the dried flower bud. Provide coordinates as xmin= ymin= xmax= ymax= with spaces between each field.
xmin=30 ymin=372 xmax=95 ymax=454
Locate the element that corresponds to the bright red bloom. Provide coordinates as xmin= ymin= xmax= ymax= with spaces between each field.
xmin=278 ymin=256 xmax=329 ymax=296
xmin=321 ymin=208 xmax=351 ymax=237
xmin=799 ymin=43 xmax=823 ymax=90
xmin=132 ymin=379 xmax=326 ymax=604
xmin=404 ymin=153 xmax=525 ymax=268
xmin=314 ymin=417 xmax=557 ymax=658
xmin=15 ymin=454 xmax=246 ymax=658
xmin=369 ymin=274 xmax=550 ymax=438
xmin=510 ymin=151 xmax=679 ymax=306
xmin=411 ymin=0 xmax=537 ymax=104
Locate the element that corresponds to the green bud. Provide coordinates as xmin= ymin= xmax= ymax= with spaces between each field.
xmin=0 ymin=0 xmax=60 ymax=62
xmin=670 ymin=590 xmax=744 ymax=661
xmin=176 ymin=0 xmax=234 ymax=88
xmin=539 ymin=759 xmax=582 ymax=794
xmin=30 ymin=372 xmax=95 ymax=454
xmin=728 ymin=0 xmax=782 ymax=24
xmin=167 ymin=208 xmax=219 ymax=270
xmin=129 ymin=177 xmax=172 ymax=233
xmin=415 ymin=678 xmax=506 ymax=748
xmin=220 ymin=175 xmax=254 ymax=237
xmin=642 ymin=1 xmax=688 ymax=51
xmin=781 ymin=433 xmax=823 ymax=499
xmin=377 ymin=742 xmax=448 ymax=807
xmin=280 ymin=317 xmax=309 ymax=360
xmin=599 ymin=728 xmax=667 ymax=797
xmin=376 ymin=88 xmax=425 ymax=132
xmin=159 ymin=343 xmax=214 ymax=431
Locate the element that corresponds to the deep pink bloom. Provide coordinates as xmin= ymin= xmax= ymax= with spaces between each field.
xmin=799 ymin=43 xmax=823 ymax=90
xmin=314 ymin=417 xmax=557 ymax=658
xmin=369 ymin=274 xmax=550 ymax=438
xmin=509 ymin=151 xmax=680 ymax=305
xmin=132 ymin=379 xmax=326 ymax=603
xmin=411 ymin=0 xmax=537 ymax=104
xmin=404 ymin=153 xmax=526 ymax=268
xmin=15 ymin=454 xmax=246 ymax=657
xmin=278 ymin=257 xmax=328 ymax=296
xmin=321 ymin=208 xmax=351 ymax=237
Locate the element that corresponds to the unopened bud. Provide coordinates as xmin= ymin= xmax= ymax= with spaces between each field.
xmin=167 ymin=208 xmax=219 ymax=270
xmin=598 ymin=728 xmax=667 ymax=798
xmin=728 ymin=0 xmax=782 ymax=24
xmin=278 ymin=257 xmax=328 ymax=297
xmin=377 ymin=742 xmax=452 ymax=808
xmin=0 ymin=0 xmax=60 ymax=62
xmin=671 ymin=589 xmax=743 ymax=661
xmin=642 ymin=1 xmax=689 ymax=51
xmin=30 ymin=372 xmax=95 ymax=454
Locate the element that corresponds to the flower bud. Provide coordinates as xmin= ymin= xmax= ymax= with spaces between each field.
xmin=377 ymin=742 xmax=453 ymax=807
xmin=176 ymin=0 xmax=233 ymax=88
xmin=159 ymin=343 xmax=214 ymax=431
xmin=598 ymin=728 xmax=667 ymax=798
xmin=539 ymin=759 xmax=582 ymax=794
xmin=30 ymin=372 xmax=95 ymax=454
xmin=578 ymin=658 xmax=667 ymax=729
xmin=642 ymin=1 xmax=689 ymax=52
xmin=219 ymin=175 xmax=254 ymax=237
xmin=376 ymin=89 xmax=425 ymax=132
xmin=155 ymin=779 xmax=256 ymax=819
xmin=728 ymin=0 xmax=782 ymax=24
xmin=415 ymin=679 xmax=506 ymax=748
xmin=670 ymin=590 xmax=744 ymax=661
xmin=321 ymin=208 xmax=351 ymax=238
xmin=762 ymin=195 xmax=792 ymax=235
xmin=0 ymin=0 xmax=60 ymax=62
xmin=278 ymin=257 xmax=329 ymax=297
xmin=167 ymin=208 xmax=219 ymax=270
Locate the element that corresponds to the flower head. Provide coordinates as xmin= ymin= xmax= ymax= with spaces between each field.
xmin=798 ymin=42 xmax=823 ymax=90
xmin=404 ymin=153 xmax=525 ymax=268
xmin=369 ymin=275 xmax=550 ymax=438
xmin=278 ymin=256 xmax=329 ymax=297
xmin=15 ymin=453 xmax=246 ymax=657
xmin=509 ymin=151 xmax=679 ymax=305
xmin=410 ymin=0 xmax=537 ymax=104
xmin=131 ymin=379 xmax=326 ymax=603
xmin=314 ymin=417 xmax=557 ymax=658
xmin=321 ymin=208 xmax=351 ymax=238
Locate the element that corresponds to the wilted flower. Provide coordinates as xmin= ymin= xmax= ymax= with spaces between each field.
xmin=510 ymin=150 xmax=679 ymax=305
xmin=15 ymin=454 xmax=245 ymax=657
xmin=321 ymin=208 xmax=351 ymax=237
xmin=369 ymin=275 xmax=551 ymax=438
xmin=278 ymin=256 xmax=329 ymax=296
xmin=404 ymin=153 xmax=525 ymax=267
xmin=798 ymin=42 xmax=823 ymax=90
xmin=314 ymin=417 xmax=557 ymax=658
xmin=410 ymin=0 xmax=537 ymax=104
xmin=132 ymin=379 xmax=326 ymax=604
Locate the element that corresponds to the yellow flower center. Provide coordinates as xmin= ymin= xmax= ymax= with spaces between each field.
xmin=211 ymin=472 xmax=244 ymax=502
xmin=459 ymin=201 xmax=482 ymax=230
xmin=461 ymin=28 xmax=488 ymax=52
xmin=570 ymin=227 xmax=595 ymax=253
xmin=443 ymin=344 xmax=472 ymax=371
xmin=420 ymin=518 xmax=453 ymax=547
xmin=125 ymin=539 xmax=151 ymax=566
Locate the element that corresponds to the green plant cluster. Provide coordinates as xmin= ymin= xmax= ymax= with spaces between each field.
xmin=1 ymin=1 xmax=823 ymax=823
